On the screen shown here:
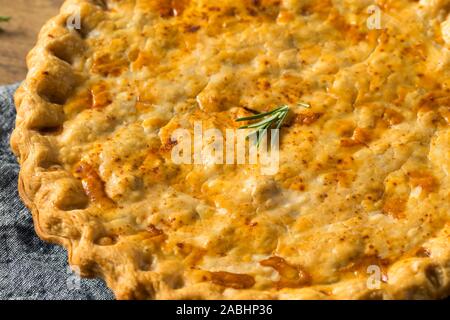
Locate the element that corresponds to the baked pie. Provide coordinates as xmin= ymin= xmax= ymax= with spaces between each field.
xmin=11 ymin=0 xmax=450 ymax=299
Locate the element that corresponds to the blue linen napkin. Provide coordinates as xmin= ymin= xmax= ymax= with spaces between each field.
xmin=0 ymin=84 xmax=114 ymax=300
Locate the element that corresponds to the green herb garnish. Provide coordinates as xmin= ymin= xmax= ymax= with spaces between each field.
xmin=236 ymin=105 xmax=290 ymax=146
xmin=297 ymin=102 xmax=311 ymax=108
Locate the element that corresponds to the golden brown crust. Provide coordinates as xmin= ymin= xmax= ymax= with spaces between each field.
xmin=11 ymin=0 xmax=450 ymax=299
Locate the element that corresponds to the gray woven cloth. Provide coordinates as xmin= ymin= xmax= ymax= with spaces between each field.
xmin=0 ymin=84 xmax=114 ymax=300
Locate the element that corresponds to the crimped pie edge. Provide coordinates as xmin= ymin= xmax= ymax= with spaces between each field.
xmin=10 ymin=0 xmax=450 ymax=300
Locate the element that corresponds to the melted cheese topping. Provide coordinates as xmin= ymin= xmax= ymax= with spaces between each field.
xmin=56 ymin=0 xmax=450 ymax=294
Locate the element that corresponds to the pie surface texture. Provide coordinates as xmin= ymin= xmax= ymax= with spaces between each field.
xmin=11 ymin=0 xmax=450 ymax=299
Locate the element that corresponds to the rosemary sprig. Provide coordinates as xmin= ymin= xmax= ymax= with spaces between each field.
xmin=236 ymin=105 xmax=290 ymax=146
xmin=297 ymin=102 xmax=311 ymax=108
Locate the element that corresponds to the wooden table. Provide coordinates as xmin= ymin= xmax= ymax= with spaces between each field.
xmin=0 ymin=0 xmax=64 ymax=85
